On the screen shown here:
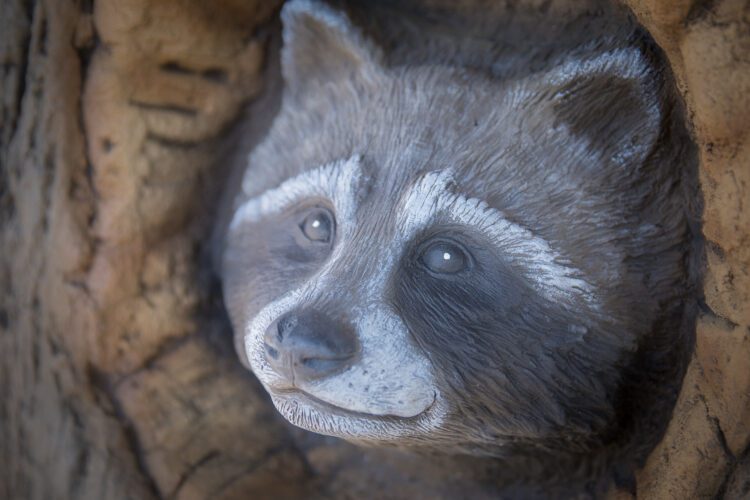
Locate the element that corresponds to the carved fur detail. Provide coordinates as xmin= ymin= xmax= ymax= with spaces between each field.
xmin=221 ymin=0 xmax=700 ymax=493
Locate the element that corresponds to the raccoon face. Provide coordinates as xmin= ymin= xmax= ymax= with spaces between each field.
xmin=225 ymin=156 xmax=602 ymax=447
xmin=225 ymin=156 xmax=447 ymax=443
xmin=221 ymin=0 xmax=696 ymax=457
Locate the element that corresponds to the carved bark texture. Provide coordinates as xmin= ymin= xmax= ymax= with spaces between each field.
xmin=1 ymin=0 xmax=748 ymax=499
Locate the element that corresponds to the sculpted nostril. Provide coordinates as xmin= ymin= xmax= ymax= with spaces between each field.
xmin=263 ymin=310 xmax=360 ymax=382
xmin=300 ymin=356 xmax=353 ymax=375
xmin=265 ymin=344 xmax=279 ymax=360
xmin=301 ymin=354 xmax=353 ymax=365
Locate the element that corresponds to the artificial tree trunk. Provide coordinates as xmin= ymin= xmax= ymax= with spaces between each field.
xmin=1 ymin=1 xmax=748 ymax=499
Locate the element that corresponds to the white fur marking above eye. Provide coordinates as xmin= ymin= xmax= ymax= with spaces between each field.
xmin=229 ymin=155 xmax=363 ymax=232
xmin=398 ymin=170 xmax=598 ymax=306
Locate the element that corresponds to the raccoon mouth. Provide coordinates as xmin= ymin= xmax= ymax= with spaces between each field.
xmin=270 ymin=387 xmax=437 ymax=421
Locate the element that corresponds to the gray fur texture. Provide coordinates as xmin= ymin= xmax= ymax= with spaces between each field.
xmin=221 ymin=0 xmax=700 ymax=494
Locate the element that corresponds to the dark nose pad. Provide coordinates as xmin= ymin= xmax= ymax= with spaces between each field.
xmin=263 ymin=310 xmax=359 ymax=384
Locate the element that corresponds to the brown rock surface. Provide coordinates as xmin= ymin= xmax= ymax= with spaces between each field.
xmin=624 ymin=1 xmax=750 ymax=497
xmin=1 ymin=0 xmax=748 ymax=498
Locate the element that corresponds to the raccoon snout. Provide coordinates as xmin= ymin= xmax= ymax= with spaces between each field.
xmin=263 ymin=309 xmax=360 ymax=383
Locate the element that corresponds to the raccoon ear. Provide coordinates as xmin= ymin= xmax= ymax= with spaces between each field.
xmin=281 ymin=0 xmax=384 ymax=92
xmin=539 ymin=48 xmax=663 ymax=165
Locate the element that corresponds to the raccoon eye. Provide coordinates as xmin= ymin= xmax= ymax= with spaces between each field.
xmin=300 ymin=208 xmax=334 ymax=243
xmin=421 ymin=241 xmax=470 ymax=274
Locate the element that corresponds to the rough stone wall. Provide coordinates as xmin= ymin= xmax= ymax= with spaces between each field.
xmin=1 ymin=0 xmax=748 ymax=499
xmin=624 ymin=1 xmax=750 ymax=497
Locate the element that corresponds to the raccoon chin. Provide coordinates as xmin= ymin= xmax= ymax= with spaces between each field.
xmin=267 ymin=388 xmax=445 ymax=442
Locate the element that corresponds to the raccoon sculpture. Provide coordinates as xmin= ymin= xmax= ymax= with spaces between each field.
xmin=221 ymin=0 xmax=699 ymax=493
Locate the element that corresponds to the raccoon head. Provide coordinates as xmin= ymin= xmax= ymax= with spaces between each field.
xmin=222 ymin=0 xmax=696 ymax=461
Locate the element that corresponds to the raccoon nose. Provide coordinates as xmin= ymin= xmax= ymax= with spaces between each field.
xmin=263 ymin=310 xmax=359 ymax=383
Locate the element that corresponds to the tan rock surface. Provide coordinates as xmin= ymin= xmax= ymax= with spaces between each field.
xmin=625 ymin=0 xmax=750 ymax=497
